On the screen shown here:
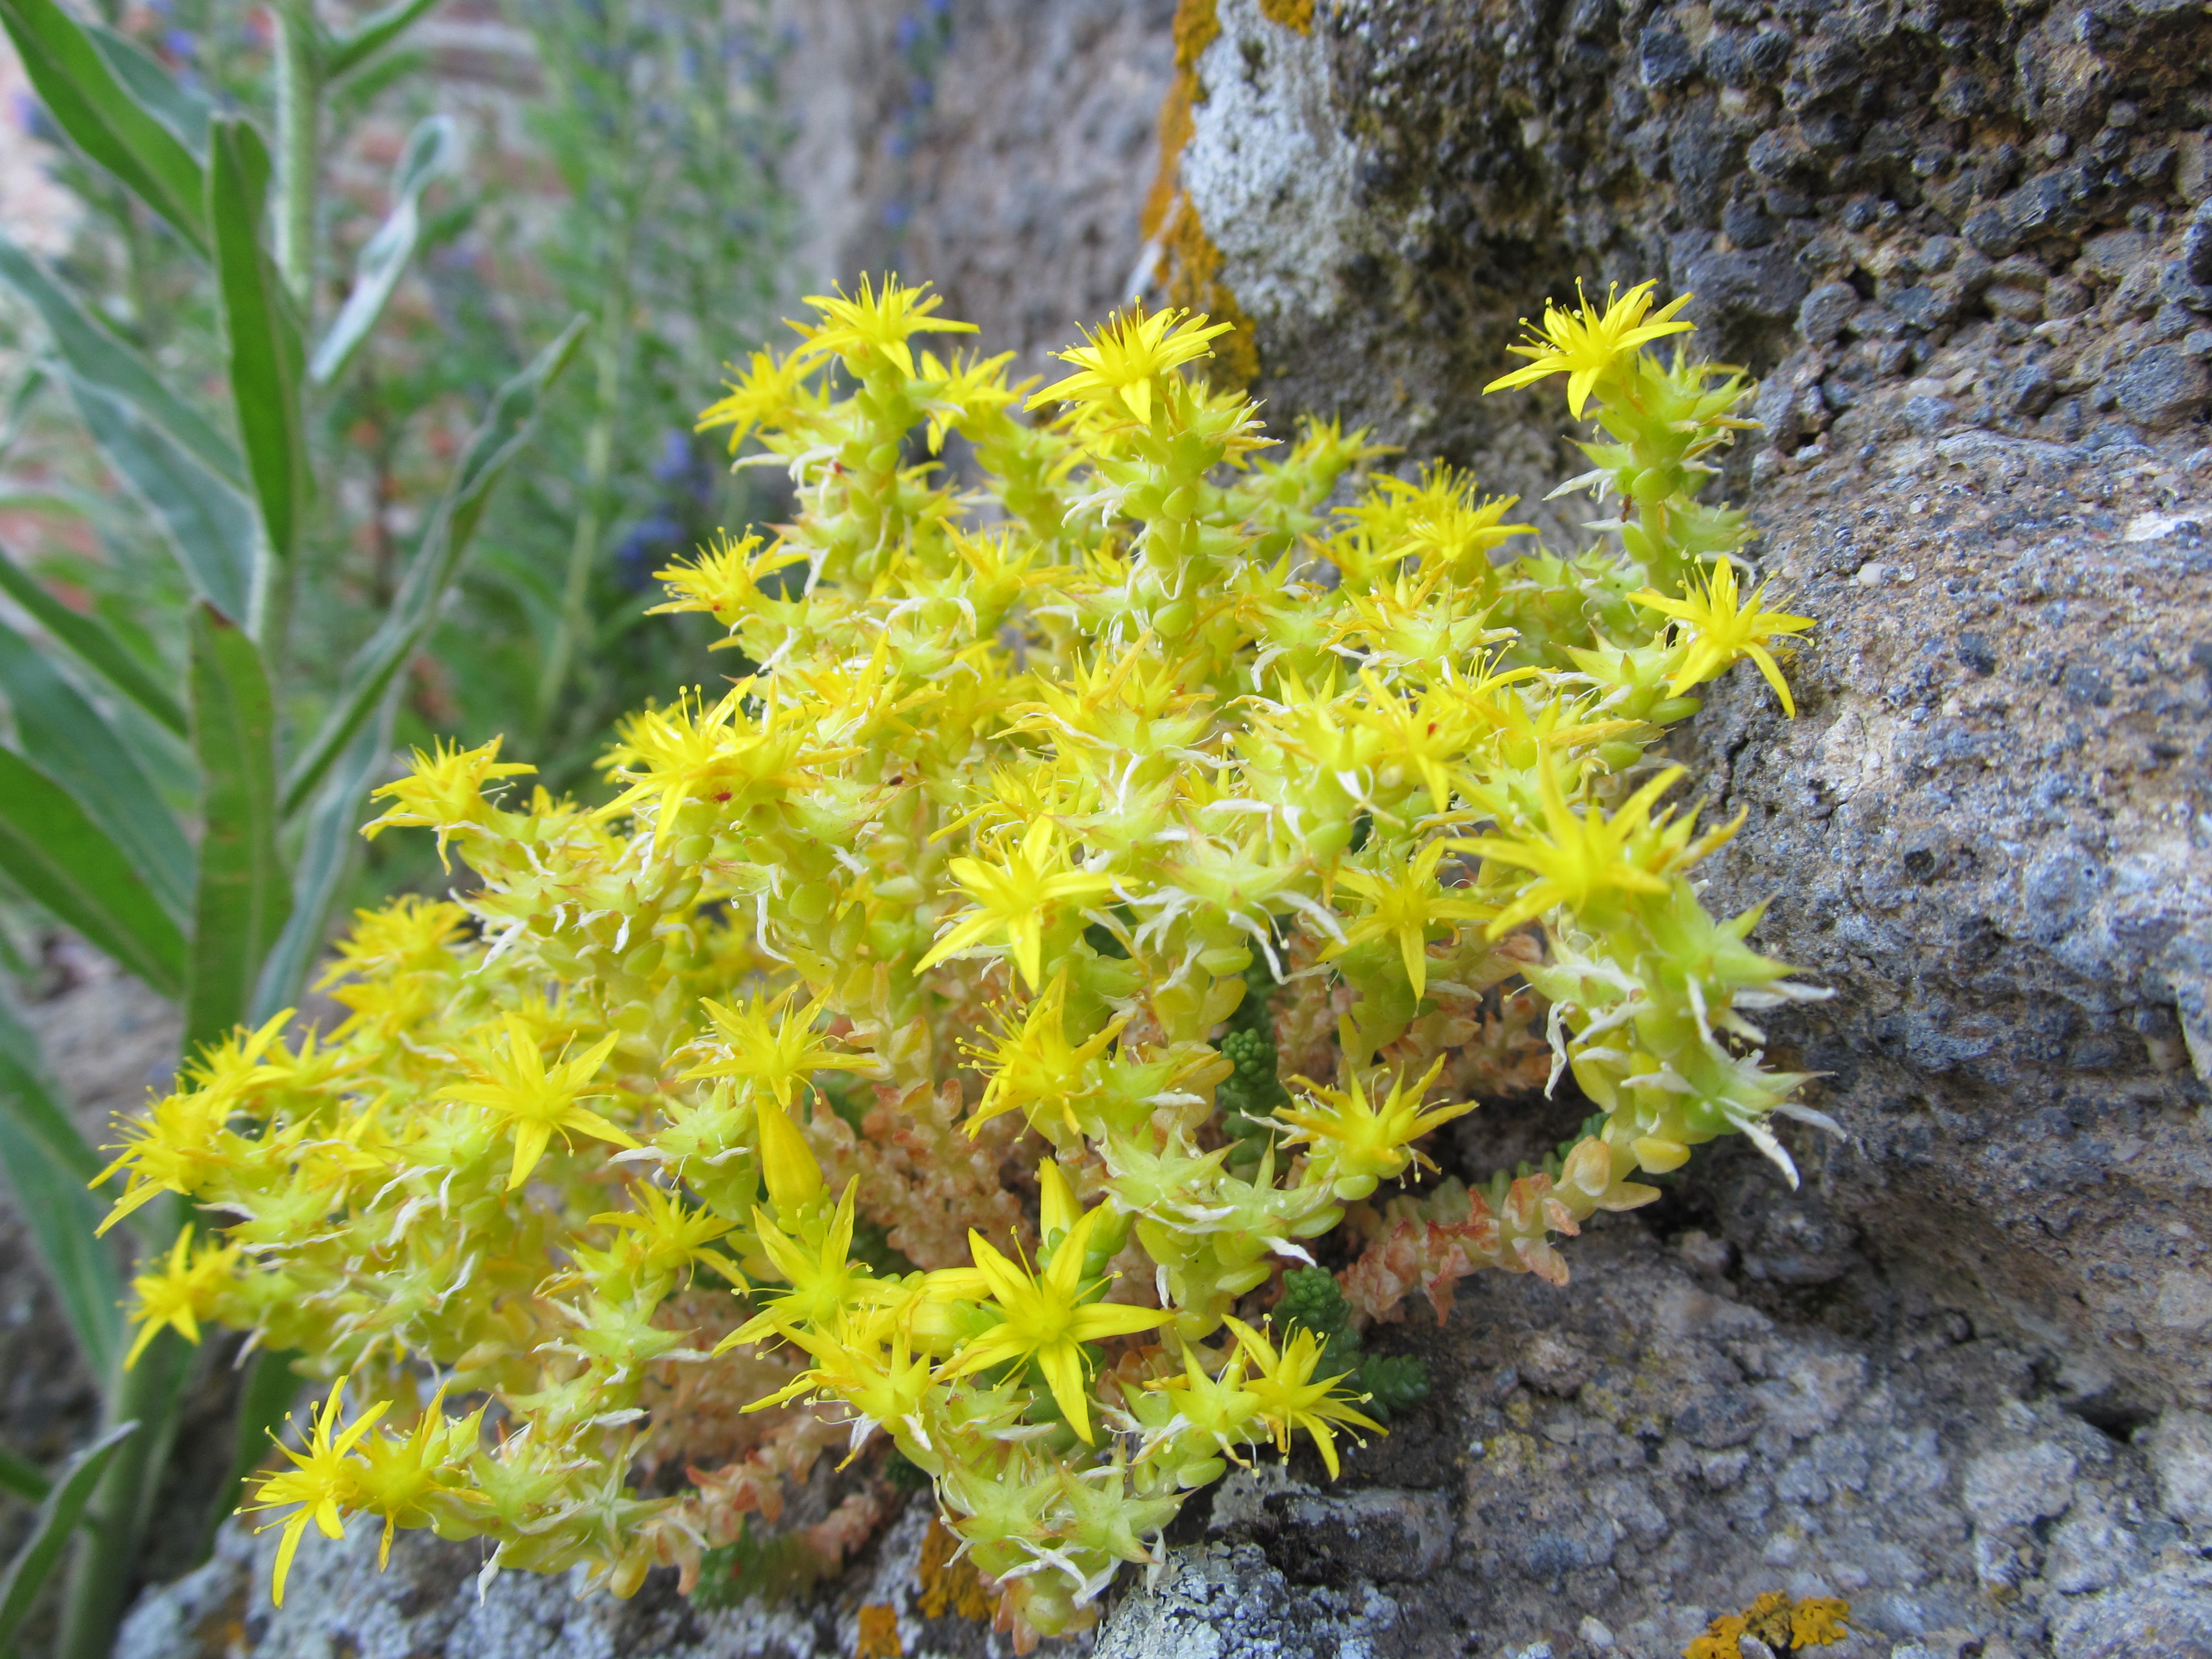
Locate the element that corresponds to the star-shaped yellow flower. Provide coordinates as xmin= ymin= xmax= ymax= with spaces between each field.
xmin=1632 ymin=558 xmax=1814 ymax=715
xmin=916 ymin=821 xmax=1114 ymax=990
xmin=1224 ymin=1316 xmax=1380 ymax=1479
xmin=446 ymin=1014 xmax=633 ymax=1190
xmin=1032 ymin=305 xmax=1232 ymax=426
xmin=1483 ymin=280 xmax=1695 ymax=416
xmin=943 ymin=1204 xmax=1166 ymax=1444
xmin=123 ymin=1224 xmax=240 ymax=1367
xmin=1324 ymin=840 xmax=1494 ymax=999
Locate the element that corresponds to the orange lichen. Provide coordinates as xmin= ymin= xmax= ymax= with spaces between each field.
xmin=857 ymin=1603 xmax=903 ymax=1659
xmin=1684 ymin=1591 xmax=1853 ymax=1658
xmin=1258 ymin=0 xmax=1314 ymax=29
xmin=917 ymin=1517 xmax=995 ymax=1620
xmin=1160 ymin=196 xmax=1261 ymax=391
xmin=1138 ymin=0 xmax=1261 ymax=391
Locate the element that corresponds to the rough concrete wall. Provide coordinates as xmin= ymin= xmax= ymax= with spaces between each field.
xmin=774 ymin=0 xmax=1178 ymax=376
xmin=1167 ymin=0 xmax=2212 ymax=1415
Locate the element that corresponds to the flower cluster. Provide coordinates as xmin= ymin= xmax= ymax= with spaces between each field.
xmin=98 ymin=276 xmax=1824 ymax=1645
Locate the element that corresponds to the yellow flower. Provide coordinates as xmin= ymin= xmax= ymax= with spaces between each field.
xmin=1223 ymin=1317 xmax=1380 ymax=1479
xmin=446 ymin=1014 xmax=633 ymax=1190
xmin=685 ymin=986 xmax=878 ymax=1108
xmin=719 ymin=1181 xmax=904 ymax=1350
xmin=350 ymin=1390 xmax=484 ymax=1568
xmin=1273 ymin=1053 xmax=1472 ymax=1200
xmin=1632 ymin=558 xmax=1814 ymax=715
xmin=1324 ymin=840 xmax=1494 ymax=999
xmin=1456 ymin=751 xmax=1683 ymax=934
xmin=746 ymin=1313 xmax=935 ymax=1464
xmin=361 ymin=737 xmax=534 ymax=867
xmin=696 ymin=348 xmax=821 ymax=452
xmin=588 ymin=1183 xmax=746 ymax=1288
xmin=788 ymin=274 xmax=976 ymax=379
xmin=1483 ymin=280 xmax=1695 ymax=416
xmin=1032 ymin=305 xmax=1233 ymax=426
xmin=246 ymin=1377 xmax=390 ymax=1606
xmin=123 ymin=1225 xmax=240 ymax=1367
xmin=916 ymin=821 xmax=1115 ymax=991
xmin=965 ymin=972 xmax=1130 ymax=1137
xmin=943 ymin=1206 xmax=1167 ymax=1444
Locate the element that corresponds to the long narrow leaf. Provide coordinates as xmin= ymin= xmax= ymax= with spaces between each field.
xmin=207 ymin=118 xmax=305 ymax=569
xmin=309 ymin=116 xmax=457 ymax=387
xmin=0 ymin=990 xmax=122 ymax=1374
xmin=0 ymin=233 xmax=245 ymax=487
xmin=254 ymin=710 xmax=389 ymax=1019
xmin=0 ymin=0 xmax=204 ymax=249
xmin=0 ymin=1447 xmax=48 ymax=1505
xmin=85 ymin=21 xmax=210 ymax=159
xmin=0 ymin=749 xmax=185 ymax=995
xmin=0 ymin=624 xmax=193 ymax=918
xmin=283 ymin=314 xmax=586 ymax=813
xmin=62 ymin=372 xmax=255 ymax=620
xmin=0 ymin=1421 xmax=137 ymax=1651
xmin=326 ymin=0 xmax=441 ymax=80
xmin=200 ymin=1347 xmax=299 ymax=1554
xmin=0 ymin=554 xmax=188 ymax=737
xmin=184 ymin=605 xmax=288 ymax=1049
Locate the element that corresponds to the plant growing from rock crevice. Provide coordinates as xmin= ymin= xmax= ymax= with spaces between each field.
xmin=95 ymin=276 xmax=1828 ymax=1647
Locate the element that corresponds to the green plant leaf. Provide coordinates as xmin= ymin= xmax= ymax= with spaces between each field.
xmin=0 ymin=989 xmax=123 ymax=1375
xmin=0 ymin=748 xmax=185 ymax=996
xmin=199 ymin=1347 xmax=299 ymax=1556
xmin=309 ymin=115 xmax=457 ymax=387
xmin=0 ymin=479 xmax=92 ymax=516
xmin=0 ymin=232 xmax=246 ymax=488
xmin=326 ymin=0 xmax=442 ymax=81
xmin=0 ymin=1446 xmax=49 ymax=1506
xmin=254 ymin=710 xmax=389 ymax=1020
xmin=185 ymin=604 xmax=288 ymax=1049
xmin=283 ymin=314 xmax=586 ymax=814
xmin=61 ymin=371 xmax=255 ymax=621
xmin=0 ymin=554 xmax=189 ymax=737
xmin=84 ymin=20 xmax=210 ymax=160
xmin=207 ymin=118 xmax=306 ymax=570
xmin=0 ymin=0 xmax=205 ymax=250
xmin=0 ymin=623 xmax=193 ymax=919
xmin=0 ymin=1420 xmax=137 ymax=1651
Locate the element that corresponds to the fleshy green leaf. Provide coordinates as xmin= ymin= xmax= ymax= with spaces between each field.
xmin=0 ymin=554 xmax=188 ymax=737
xmin=0 ymin=748 xmax=186 ymax=995
xmin=184 ymin=604 xmax=289 ymax=1049
xmin=0 ymin=231 xmax=246 ymax=488
xmin=309 ymin=115 xmax=457 ymax=387
xmin=0 ymin=989 xmax=122 ymax=1375
xmin=283 ymin=314 xmax=586 ymax=813
xmin=326 ymin=0 xmax=442 ymax=81
xmin=0 ymin=622 xmax=193 ymax=919
xmin=207 ymin=117 xmax=307 ymax=569
xmin=0 ymin=1421 xmax=138 ymax=1651
xmin=0 ymin=0 xmax=205 ymax=249
xmin=61 ymin=370 xmax=256 ymax=621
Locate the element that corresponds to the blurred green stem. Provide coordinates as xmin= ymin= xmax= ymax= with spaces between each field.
xmin=271 ymin=0 xmax=322 ymax=313
xmin=56 ymin=1206 xmax=195 ymax=1659
xmin=534 ymin=0 xmax=637 ymax=732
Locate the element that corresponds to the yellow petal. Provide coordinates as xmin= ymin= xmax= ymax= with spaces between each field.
xmin=755 ymin=1097 xmax=824 ymax=1215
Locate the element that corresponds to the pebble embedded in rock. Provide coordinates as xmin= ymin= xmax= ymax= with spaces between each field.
xmin=2113 ymin=344 xmax=2212 ymax=428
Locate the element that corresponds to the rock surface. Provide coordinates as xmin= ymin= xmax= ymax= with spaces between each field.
xmin=1163 ymin=0 xmax=2212 ymax=1414
xmin=114 ymin=1220 xmax=2212 ymax=1659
